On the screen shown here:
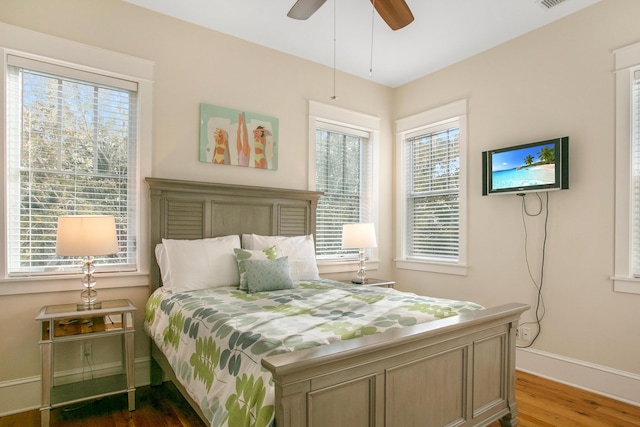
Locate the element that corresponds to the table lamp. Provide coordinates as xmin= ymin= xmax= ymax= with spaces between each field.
xmin=56 ymin=215 xmax=118 ymax=310
xmin=342 ymin=223 xmax=377 ymax=284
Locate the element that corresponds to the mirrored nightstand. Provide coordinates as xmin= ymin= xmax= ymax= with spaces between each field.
xmin=36 ymin=299 xmax=136 ymax=427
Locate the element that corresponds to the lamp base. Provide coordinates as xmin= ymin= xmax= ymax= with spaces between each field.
xmin=77 ymin=301 xmax=102 ymax=311
xmin=353 ymin=248 xmax=368 ymax=284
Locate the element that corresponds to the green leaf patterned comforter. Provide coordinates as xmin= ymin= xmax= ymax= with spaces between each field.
xmin=144 ymin=279 xmax=483 ymax=427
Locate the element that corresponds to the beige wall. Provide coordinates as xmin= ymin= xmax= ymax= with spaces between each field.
xmin=393 ymin=0 xmax=640 ymax=375
xmin=0 ymin=0 xmax=638 ymax=415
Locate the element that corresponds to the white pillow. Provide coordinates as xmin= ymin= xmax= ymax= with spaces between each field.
xmin=242 ymin=234 xmax=320 ymax=281
xmin=155 ymin=243 xmax=173 ymax=291
xmin=160 ymin=235 xmax=241 ymax=292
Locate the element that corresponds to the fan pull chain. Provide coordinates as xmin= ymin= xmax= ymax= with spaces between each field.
xmin=330 ymin=0 xmax=338 ymax=100
xmin=369 ymin=0 xmax=375 ymax=77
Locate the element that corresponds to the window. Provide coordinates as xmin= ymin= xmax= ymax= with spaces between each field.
xmin=1 ymin=23 xmax=152 ymax=292
xmin=315 ymin=123 xmax=372 ymax=259
xmin=613 ymin=42 xmax=640 ymax=294
xmin=632 ymin=70 xmax=640 ymax=278
xmin=405 ymin=122 xmax=460 ymax=260
xmin=6 ymin=56 xmax=137 ymax=275
xmin=395 ymin=100 xmax=467 ymax=275
xmin=308 ymin=101 xmax=379 ymax=269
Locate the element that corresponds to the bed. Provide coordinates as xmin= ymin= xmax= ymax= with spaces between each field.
xmin=145 ymin=177 xmax=529 ymax=427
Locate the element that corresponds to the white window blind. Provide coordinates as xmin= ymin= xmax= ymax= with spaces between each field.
xmin=405 ymin=121 xmax=460 ymax=261
xmin=315 ymin=123 xmax=372 ymax=259
xmin=632 ymin=69 xmax=640 ymax=277
xmin=6 ymin=55 xmax=138 ymax=275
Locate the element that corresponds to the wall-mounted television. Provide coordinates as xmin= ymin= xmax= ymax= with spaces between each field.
xmin=482 ymin=136 xmax=569 ymax=195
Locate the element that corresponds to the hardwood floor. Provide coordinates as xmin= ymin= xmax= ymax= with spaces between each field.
xmin=1 ymin=371 xmax=638 ymax=426
xmin=488 ymin=371 xmax=640 ymax=427
xmin=0 ymin=380 xmax=206 ymax=427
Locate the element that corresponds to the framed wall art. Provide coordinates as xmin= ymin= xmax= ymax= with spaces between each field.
xmin=199 ymin=103 xmax=279 ymax=170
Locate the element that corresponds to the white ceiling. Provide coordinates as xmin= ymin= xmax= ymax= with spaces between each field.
xmin=123 ymin=0 xmax=600 ymax=88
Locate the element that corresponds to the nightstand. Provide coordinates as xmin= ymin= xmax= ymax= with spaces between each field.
xmin=36 ymin=299 xmax=136 ymax=427
xmin=344 ymin=278 xmax=395 ymax=288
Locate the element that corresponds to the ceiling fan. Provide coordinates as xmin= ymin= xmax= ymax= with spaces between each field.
xmin=287 ymin=0 xmax=414 ymax=31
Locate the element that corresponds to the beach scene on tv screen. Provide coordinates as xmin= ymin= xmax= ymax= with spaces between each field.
xmin=491 ymin=143 xmax=556 ymax=190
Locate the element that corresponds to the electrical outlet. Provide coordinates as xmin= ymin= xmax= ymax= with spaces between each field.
xmin=522 ymin=327 xmax=531 ymax=341
xmin=81 ymin=343 xmax=92 ymax=361
xmin=516 ymin=327 xmax=521 ymax=339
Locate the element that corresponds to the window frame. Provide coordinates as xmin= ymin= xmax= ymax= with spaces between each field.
xmin=395 ymin=99 xmax=468 ymax=276
xmin=307 ymin=100 xmax=380 ymax=275
xmin=0 ymin=23 xmax=153 ymax=295
xmin=613 ymin=41 xmax=640 ymax=294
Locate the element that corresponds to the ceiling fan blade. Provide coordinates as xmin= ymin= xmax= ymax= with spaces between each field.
xmin=371 ymin=0 xmax=414 ymax=30
xmin=287 ymin=0 xmax=327 ymax=20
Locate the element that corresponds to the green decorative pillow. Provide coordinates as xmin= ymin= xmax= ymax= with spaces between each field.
xmin=244 ymin=256 xmax=294 ymax=293
xmin=234 ymin=246 xmax=279 ymax=290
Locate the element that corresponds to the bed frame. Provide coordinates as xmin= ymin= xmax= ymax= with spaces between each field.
xmin=146 ymin=177 xmax=528 ymax=427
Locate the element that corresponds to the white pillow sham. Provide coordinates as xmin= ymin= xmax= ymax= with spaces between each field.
xmin=241 ymin=234 xmax=320 ymax=281
xmin=155 ymin=243 xmax=173 ymax=291
xmin=157 ymin=235 xmax=241 ymax=292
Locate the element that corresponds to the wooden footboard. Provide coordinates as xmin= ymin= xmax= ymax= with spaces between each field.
xmin=262 ymin=302 xmax=528 ymax=427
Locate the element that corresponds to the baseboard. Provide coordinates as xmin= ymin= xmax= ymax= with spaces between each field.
xmin=516 ymin=347 xmax=640 ymax=407
xmin=0 ymin=375 xmax=41 ymax=416
xmin=0 ymin=357 xmax=150 ymax=417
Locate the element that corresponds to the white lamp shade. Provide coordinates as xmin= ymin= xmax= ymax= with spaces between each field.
xmin=342 ymin=223 xmax=377 ymax=249
xmin=56 ymin=215 xmax=119 ymax=256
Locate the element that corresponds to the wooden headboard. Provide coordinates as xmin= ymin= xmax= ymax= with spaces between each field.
xmin=146 ymin=178 xmax=323 ymax=292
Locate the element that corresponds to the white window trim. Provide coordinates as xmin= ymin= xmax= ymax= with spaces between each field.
xmin=0 ymin=23 xmax=153 ymax=295
xmin=307 ymin=100 xmax=380 ymax=275
xmin=394 ymin=99 xmax=468 ymax=276
xmin=612 ymin=41 xmax=640 ymax=294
